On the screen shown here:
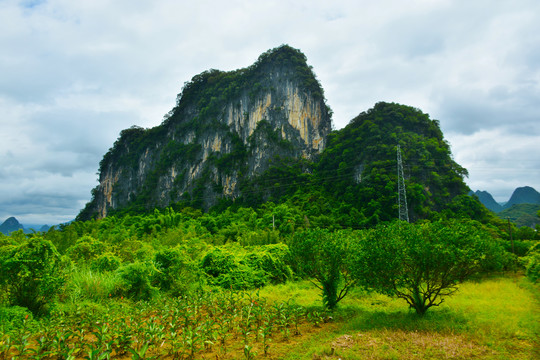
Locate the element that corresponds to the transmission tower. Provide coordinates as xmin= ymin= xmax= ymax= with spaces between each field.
xmin=397 ymin=145 xmax=409 ymax=222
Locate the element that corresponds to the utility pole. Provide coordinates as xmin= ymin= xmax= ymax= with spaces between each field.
xmin=397 ymin=145 xmax=409 ymax=223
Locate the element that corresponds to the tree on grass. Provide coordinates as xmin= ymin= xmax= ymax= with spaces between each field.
xmin=288 ymin=229 xmax=355 ymax=309
xmin=351 ymin=220 xmax=504 ymax=315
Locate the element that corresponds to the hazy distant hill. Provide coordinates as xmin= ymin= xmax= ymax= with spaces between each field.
xmin=472 ymin=186 xmax=540 ymax=227
xmin=505 ymin=186 xmax=540 ymax=208
xmin=498 ymin=204 xmax=540 ymax=228
xmin=0 ymin=217 xmax=51 ymax=235
xmin=0 ymin=217 xmax=23 ymax=235
xmin=470 ymin=190 xmax=503 ymax=212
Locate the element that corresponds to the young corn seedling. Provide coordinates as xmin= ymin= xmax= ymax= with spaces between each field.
xmin=128 ymin=341 xmax=153 ymax=360
xmin=243 ymin=344 xmax=257 ymax=360
xmin=259 ymin=323 xmax=273 ymax=357
xmin=13 ymin=330 xmax=31 ymax=358
xmin=291 ymin=305 xmax=305 ymax=336
xmin=29 ymin=334 xmax=53 ymax=360
xmin=113 ymin=323 xmax=133 ymax=356
xmin=182 ymin=324 xmax=202 ymax=360
xmin=0 ymin=334 xmax=13 ymax=360
xmin=84 ymin=347 xmax=111 ymax=360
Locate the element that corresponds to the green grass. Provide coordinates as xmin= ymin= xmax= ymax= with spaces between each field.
xmin=278 ymin=274 xmax=539 ymax=359
xmin=1 ymin=274 xmax=537 ymax=359
xmin=61 ymin=266 xmax=120 ymax=303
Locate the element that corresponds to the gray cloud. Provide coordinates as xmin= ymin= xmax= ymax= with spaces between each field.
xmin=1 ymin=0 xmax=539 ymax=224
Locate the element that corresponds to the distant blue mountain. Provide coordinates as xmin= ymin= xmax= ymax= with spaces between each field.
xmin=504 ymin=186 xmax=540 ymax=209
xmin=0 ymin=217 xmax=51 ymax=235
xmin=471 ymin=186 xmax=540 ymax=213
xmin=0 ymin=217 xmax=24 ymax=235
xmin=470 ymin=190 xmax=503 ymax=212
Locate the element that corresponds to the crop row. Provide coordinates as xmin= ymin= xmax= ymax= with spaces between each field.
xmin=0 ymin=290 xmax=330 ymax=359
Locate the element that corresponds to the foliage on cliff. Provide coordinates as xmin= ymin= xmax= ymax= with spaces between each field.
xmin=315 ymin=102 xmax=470 ymax=223
xmin=78 ymin=45 xmax=332 ymax=221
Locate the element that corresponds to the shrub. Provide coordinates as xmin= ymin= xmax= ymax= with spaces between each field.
xmin=153 ymin=247 xmax=202 ymax=296
xmin=201 ymin=245 xmax=292 ymax=290
xmin=67 ymin=235 xmax=107 ymax=263
xmin=288 ymin=229 xmax=355 ymax=309
xmin=114 ymin=262 xmax=158 ymax=301
xmin=91 ymin=252 xmax=122 ymax=272
xmin=0 ymin=237 xmax=65 ymax=315
xmin=522 ymin=243 xmax=540 ymax=283
xmin=0 ymin=306 xmax=33 ymax=331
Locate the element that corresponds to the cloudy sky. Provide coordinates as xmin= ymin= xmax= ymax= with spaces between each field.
xmin=1 ymin=0 xmax=539 ymax=225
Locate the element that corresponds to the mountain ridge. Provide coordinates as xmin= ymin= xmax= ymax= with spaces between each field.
xmin=78 ymin=46 xmax=474 ymax=224
xmin=78 ymin=45 xmax=332 ymax=220
xmin=471 ymin=186 xmax=540 ymax=212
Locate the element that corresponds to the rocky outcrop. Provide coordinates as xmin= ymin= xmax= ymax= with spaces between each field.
xmin=78 ymin=45 xmax=332 ymax=220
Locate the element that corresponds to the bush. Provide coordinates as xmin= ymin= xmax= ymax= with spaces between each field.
xmin=200 ymin=245 xmax=292 ymax=290
xmin=0 ymin=306 xmax=34 ymax=331
xmin=67 ymin=235 xmax=107 ymax=263
xmin=0 ymin=237 xmax=65 ymax=315
xmin=153 ymin=247 xmax=202 ymax=296
xmin=91 ymin=253 xmax=122 ymax=272
xmin=288 ymin=229 xmax=355 ymax=309
xmin=522 ymin=243 xmax=540 ymax=283
xmin=245 ymin=244 xmax=292 ymax=284
xmin=114 ymin=262 xmax=158 ymax=301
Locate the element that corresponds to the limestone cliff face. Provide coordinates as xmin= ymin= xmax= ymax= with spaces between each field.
xmin=79 ymin=45 xmax=332 ymax=220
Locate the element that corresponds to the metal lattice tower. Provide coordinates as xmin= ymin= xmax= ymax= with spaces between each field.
xmin=397 ymin=145 xmax=409 ymax=222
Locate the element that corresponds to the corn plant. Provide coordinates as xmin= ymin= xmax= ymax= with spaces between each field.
xmin=0 ymin=333 xmax=13 ymax=360
xmin=243 ymin=344 xmax=257 ymax=360
xmin=29 ymin=334 xmax=53 ymax=359
xmin=128 ymin=341 xmax=152 ymax=360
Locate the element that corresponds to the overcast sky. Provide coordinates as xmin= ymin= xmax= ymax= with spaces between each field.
xmin=1 ymin=0 xmax=539 ymax=225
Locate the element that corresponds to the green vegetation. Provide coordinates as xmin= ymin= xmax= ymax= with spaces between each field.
xmin=351 ymin=220 xmax=506 ymax=315
xmin=289 ymin=229 xmax=356 ymax=309
xmin=1 ymin=200 xmax=538 ymax=358
xmin=498 ymin=203 xmax=540 ymax=228
xmin=4 ymin=49 xmax=540 ymax=357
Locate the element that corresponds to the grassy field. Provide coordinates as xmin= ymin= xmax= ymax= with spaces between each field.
xmin=0 ymin=274 xmax=537 ymax=359
xmin=266 ymin=275 xmax=539 ymax=360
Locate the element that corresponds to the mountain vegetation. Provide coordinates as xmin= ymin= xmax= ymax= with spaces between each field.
xmin=0 ymin=45 xmax=538 ymax=358
xmin=78 ymin=45 xmax=332 ymax=219
xmin=499 ymin=204 xmax=540 ymax=228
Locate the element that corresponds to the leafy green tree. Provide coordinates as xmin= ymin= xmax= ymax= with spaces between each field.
xmin=351 ymin=220 xmax=505 ymax=315
xmin=0 ymin=237 xmax=65 ymax=314
xmin=288 ymin=229 xmax=355 ymax=309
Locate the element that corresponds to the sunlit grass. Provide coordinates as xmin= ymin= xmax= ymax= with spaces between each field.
xmin=280 ymin=275 xmax=539 ymax=360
